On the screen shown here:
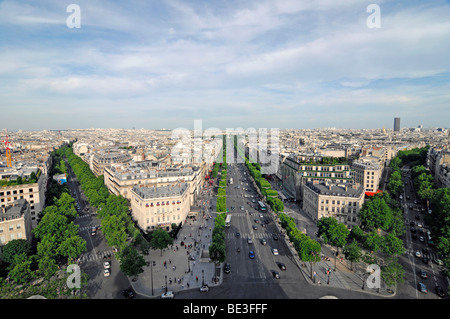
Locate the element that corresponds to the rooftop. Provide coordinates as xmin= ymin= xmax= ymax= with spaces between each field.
xmin=305 ymin=181 xmax=363 ymax=198
xmin=131 ymin=183 xmax=189 ymax=200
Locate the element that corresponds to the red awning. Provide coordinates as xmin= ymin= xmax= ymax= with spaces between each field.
xmin=365 ymin=190 xmax=383 ymax=196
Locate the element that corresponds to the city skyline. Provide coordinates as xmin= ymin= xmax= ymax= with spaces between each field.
xmin=1 ymin=0 xmax=450 ymax=131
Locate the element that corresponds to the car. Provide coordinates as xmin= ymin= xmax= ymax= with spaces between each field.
xmin=278 ymin=263 xmax=286 ymax=270
xmin=199 ymin=285 xmax=209 ymax=292
xmin=224 ymin=263 xmax=231 ymax=274
xmin=272 ymin=271 xmax=280 ymax=279
xmin=247 ymin=238 xmax=253 ymax=244
xmin=91 ymin=228 xmax=97 ymax=236
xmin=417 ymin=282 xmax=427 ymax=293
xmin=260 ymin=238 xmax=267 ymax=245
xmin=419 ymin=270 xmax=428 ymax=279
xmin=434 ymin=258 xmax=444 ymax=266
xmin=103 ymin=269 xmax=110 ymax=277
xmin=422 ymin=256 xmax=429 ymax=264
xmin=252 ymin=225 xmax=258 ymax=230
xmin=249 ymin=251 xmax=255 ymax=259
xmin=103 ymin=261 xmax=111 ymax=269
xmin=410 ymin=227 xmax=416 ymax=233
xmin=161 ymin=291 xmax=174 ymax=299
xmin=273 ymin=234 xmax=278 ymax=240
xmin=235 ymin=232 xmax=240 ymax=238
xmin=419 ymin=236 xmax=425 ymax=242
xmin=435 ymin=285 xmax=445 ymax=297
xmin=415 ymin=250 xmax=422 ymax=258
xmin=272 ymin=248 xmax=279 ymax=255
xmin=122 ymin=288 xmax=135 ymax=299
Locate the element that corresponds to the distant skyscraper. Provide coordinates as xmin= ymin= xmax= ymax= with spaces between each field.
xmin=394 ymin=117 xmax=400 ymax=131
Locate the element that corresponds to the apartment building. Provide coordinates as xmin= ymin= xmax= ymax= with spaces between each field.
xmin=427 ymin=147 xmax=450 ymax=188
xmin=0 ymin=199 xmax=33 ymax=253
xmin=130 ymin=183 xmax=190 ymax=232
xmin=351 ymin=157 xmax=383 ymax=194
xmin=104 ymin=160 xmax=206 ymax=206
xmin=302 ymin=181 xmax=364 ymax=227
xmin=279 ymin=154 xmax=354 ymax=201
xmin=91 ymin=152 xmax=133 ymax=177
xmin=0 ymin=172 xmax=46 ymax=228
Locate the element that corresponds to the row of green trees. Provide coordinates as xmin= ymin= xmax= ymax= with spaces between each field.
xmin=233 ymin=136 xmax=284 ymax=213
xmin=278 ymin=213 xmax=321 ymax=279
xmin=209 ymin=213 xmax=226 ymax=263
xmin=210 ymin=136 xmax=228 ymax=263
xmin=392 ymin=146 xmax=450 ymax=277
xmin=0 ymin=147 xmax=88 ymax=298
xmin=62 ymin=147 xmax=149 ymax=277
xmin=216 ymin=135 xmax=227 ymax=213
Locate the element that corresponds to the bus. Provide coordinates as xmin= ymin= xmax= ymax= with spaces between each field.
xmin=225 ymin=214 xmax=232 ymax=227
xmin=258 ymin=201 xmax=266 ymax=211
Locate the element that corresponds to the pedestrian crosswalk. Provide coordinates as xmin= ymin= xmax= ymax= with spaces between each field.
xmin=78 ymin=224 xmax=100 ymax=232
xmin=227 ymin=232 xmax=275 ymax=240
xmin=78 ymin=250 xmax=115 ymax=263
xmin=75 ymin=213 xmax=97 ymax=219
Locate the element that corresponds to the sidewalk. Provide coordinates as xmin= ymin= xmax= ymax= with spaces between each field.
xmin=269 ymin=178 xmax=396 ymax=297
xmin=130 ymin=183 xmax=222 ymax=298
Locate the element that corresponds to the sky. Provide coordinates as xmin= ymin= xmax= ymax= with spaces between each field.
xmin=0 ymin=0 xmax=449 ymax=131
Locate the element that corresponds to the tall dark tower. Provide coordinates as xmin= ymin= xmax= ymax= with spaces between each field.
xmin=394 ymin=117 xmax=400 ymax=132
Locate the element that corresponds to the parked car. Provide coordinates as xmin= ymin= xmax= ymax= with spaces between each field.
xmin=161 ymin=291 xmax=174 ymax=299
xmin=122 ymin=288 xmax=135 ymax=299
xmin=224 ymin=263 xmax=231 ymax=274
xmin=103 ymin=269 xmax=110 ymax=277
xmin=419 ymin=270 xmax=428 ymax=279
xmin=103 ymin=261 xmax=111 ymax=269
xmin=435 ymin=285 xmax=445 ymax=297
xmin=278 ymin=263 xmax=286 ymax=270
xmin=417 ymin=282 xmax=427 ymax=293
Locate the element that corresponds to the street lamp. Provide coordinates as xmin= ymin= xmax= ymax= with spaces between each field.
xmin=165 ymin=275 xmax=168 ymax=293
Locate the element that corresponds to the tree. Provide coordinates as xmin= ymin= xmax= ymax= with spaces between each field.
xmin=149 ymin=228 xmax=173 ymax=256
xmin=382 ymin=233 xmax=405 ymax=257
xmin=388 ymin=170 xmax=403 ymax=196
xmin=363 ymin=231 xmax=383 ymax=253
xmin=316 ymin=216 xmax=349 ymax=270
xmin=8 ymin=253 xmax=36 ymax=285
xmin=119 ymin=245 xmax=147 ymax=278
xmin=38 ymin=256 xmax=59 ymax=280
xmin=101 ymin=214 xmax=128 ymax=249
xmin=358 ymin=194 xmax=393 ymax=231
xmin=57 ymin=234 xmax=87 ymax=262
xmin=1 ymin=239 xmax=32 ymax=265
xmin=381 ymin=257 xmax=405 ymax=288
xmin=343 ymin=240 xmax=362 ymax=271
